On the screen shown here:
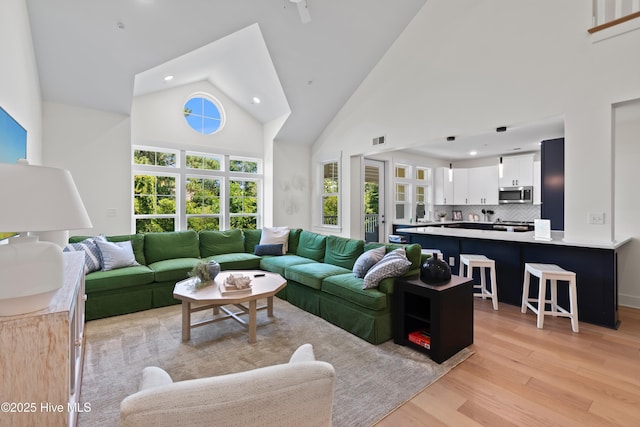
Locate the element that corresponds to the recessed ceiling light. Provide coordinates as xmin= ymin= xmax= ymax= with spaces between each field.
xmin=469 ymin=150 xmax=477 ymax=156
xmin=163 ymin=75 xmax=174 ymax=82
xmin=252 ymin=96 xmax=262 ymax=104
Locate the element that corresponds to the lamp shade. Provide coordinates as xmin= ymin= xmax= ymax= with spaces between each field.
xmin=0 ymin=161 xmax=92 ymax=316
xmin=0 ymin=162 xmax=92 ymax=232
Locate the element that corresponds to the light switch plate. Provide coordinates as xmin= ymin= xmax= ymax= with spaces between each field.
xmin=588 ymin=212 xmax=604 ymax=224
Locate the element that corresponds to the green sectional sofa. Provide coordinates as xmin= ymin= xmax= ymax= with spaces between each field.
xmin=70 ymin=229 xmax=422 ymax=344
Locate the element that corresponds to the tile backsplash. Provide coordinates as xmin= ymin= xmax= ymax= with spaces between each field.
xmin=434 ymin=204 xmax=541 ymax=222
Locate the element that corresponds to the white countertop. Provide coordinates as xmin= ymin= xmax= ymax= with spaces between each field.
xmin=396 ymin=226 xmax=631 ymax=250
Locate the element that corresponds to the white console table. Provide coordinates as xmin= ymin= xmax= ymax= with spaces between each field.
xmin=0 ymin=252 xmax=86 ymax=426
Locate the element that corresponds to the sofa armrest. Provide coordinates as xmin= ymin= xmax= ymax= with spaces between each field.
xmin=121 ymin=361 xmax=335 ymax=427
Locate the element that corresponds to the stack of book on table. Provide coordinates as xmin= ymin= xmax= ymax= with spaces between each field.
xmin=408 ymin=329 xmax=431 ymax=349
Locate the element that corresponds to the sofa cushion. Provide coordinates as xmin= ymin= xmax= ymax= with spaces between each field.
xmin=321 ymin=274 xmax=388 ymax=311
xmin=286 ymin=228 xmax=303 ymax=254
xmin=363 ymin=248 xmax=412 ymax=289
xmin=84 ymin=265 xmax=155 ymax=293
xmin=243 ymin=229 xmax=262 ymax=253
xmin=296 ymin=231 xmax=327 ymax=262
xmin=324 ymin=236 xmax=364 ymax=270
xmin=260 ymin=226 xmax=290 ymax=254
xmin=204 ymin=253 xmax=261 ymax=270
xmin=144 ymin=231 xmax=200 ymax=264
xmin=199 ymin=229 xmax=244 ymax=257
xmin=260 ymin=254 xmax=317 ymax=276
xmin=148 ymin=258 xmax=201 ymax=282
xmin=285 ymin=262 xmax=351 ymax=290
xmin=352 ymin=246 xmax=386 ymax=278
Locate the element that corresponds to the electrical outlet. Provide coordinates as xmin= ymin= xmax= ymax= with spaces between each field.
xmin=588 ymin=212 xmax=604 ymax=224
xmin=449 ymin=256 xmax=455 ymax=266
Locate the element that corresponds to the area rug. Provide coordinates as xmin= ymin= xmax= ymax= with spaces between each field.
xmin=78 ymin=298 xmax=472 ymax=427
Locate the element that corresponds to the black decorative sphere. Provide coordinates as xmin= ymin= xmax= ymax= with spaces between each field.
xmin=420 ymin=253 xmax=451 ymax=285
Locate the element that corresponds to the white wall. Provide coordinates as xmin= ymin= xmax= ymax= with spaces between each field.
xmin=0 ymin=0 xmax=42 ymax=164
xmin=272 ymin=140 xmax=311 ymax=230
xmin=614 ymin=100 xmax=640 ymax=308
xmin=43 ymin=102 xmax=131 ymax=236
xmin=312 ymin=0 xmax=640 ymax=249
xmin=132 ymin=81 xmax=263 ymax=156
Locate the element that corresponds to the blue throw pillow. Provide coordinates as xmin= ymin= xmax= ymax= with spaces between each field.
xmin=254 ymin=243 xmax=284 ymax=256
xmin=63 ymin=237 xmax=104 ymax=274
xmin=352 ymin=246 xmax=386 ymax=278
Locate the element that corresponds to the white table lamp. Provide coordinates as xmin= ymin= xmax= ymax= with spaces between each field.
xmin=0 ymin=160 xmax=93 ymax=316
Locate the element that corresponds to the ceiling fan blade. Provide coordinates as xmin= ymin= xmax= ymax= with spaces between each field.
xmin=297 ymin=1 xmax=311 ymax=24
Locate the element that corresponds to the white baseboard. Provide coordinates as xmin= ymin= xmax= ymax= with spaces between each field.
xmin=619 ymin=293 xmax=640 ymax=310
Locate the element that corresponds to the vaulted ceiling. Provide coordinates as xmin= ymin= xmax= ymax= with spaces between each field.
xmin=26 ymin=0 xmax=427 ymax=145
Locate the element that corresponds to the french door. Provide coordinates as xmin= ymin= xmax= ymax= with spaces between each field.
xmin=364 ymin=159 xmax=385 ymax=243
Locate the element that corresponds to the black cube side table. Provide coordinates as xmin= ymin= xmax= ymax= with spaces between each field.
xmin=393 ymin=274 xmax=474 ymax=363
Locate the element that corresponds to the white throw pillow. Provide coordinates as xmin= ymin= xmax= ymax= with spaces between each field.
xmin=259 ymin=226 xmax=290 ymax=255
xmin=96 ymin=240 xmax=140 ymax=271
xmin=363 ymin=247 xmax=412 ymax=289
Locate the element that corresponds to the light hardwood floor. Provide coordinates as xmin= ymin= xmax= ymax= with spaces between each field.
xmin=376 ymin=300 xmax=640 ymax=426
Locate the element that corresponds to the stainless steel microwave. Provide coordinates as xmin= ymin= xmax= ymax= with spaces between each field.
xmin=498 ymin=186 xmax=533 ymax=204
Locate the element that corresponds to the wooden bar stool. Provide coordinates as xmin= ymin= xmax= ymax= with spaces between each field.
xmin=460 ymin=254 xmax=498 ymax=310
xmin=521 ymin=263 xmax=579 ymax=333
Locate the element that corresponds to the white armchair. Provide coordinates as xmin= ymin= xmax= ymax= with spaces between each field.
xmin=120 ymin=344 xmax=335 ymax=427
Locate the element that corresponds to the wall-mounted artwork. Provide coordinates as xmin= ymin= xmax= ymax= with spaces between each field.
xmin=0 ymin=106 xmax=27 ymax=240
xmin=0 ymin=106 xmax=27 ymax=164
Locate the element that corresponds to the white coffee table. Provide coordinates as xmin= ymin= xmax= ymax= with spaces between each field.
xmin=173 ymin=270 xmax=286 ymax=343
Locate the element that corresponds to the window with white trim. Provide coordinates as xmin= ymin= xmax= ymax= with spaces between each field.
xmin=394 ymin=163 xmax=411 ymax=221
xmin=321 ymin=160 xmax=340 ymax=227
xmin=133 ymin=147 xmax=261 ymax=233
xmin=183 ymin=94 xmax=224 ymax=135
xmin=393 ymin=163 xmax=433 ymax=222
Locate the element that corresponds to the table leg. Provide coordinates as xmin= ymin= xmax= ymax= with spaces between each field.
xmin=249 ymin=299 xmax=257 ymax=343
xmin=267 ymin=296 xmax=274 ymax=317
xmin=181 ymin=301 xmax=191 ymax=342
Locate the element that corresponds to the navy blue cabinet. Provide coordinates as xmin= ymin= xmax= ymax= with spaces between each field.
xmin=541 ymin=138 xmax=565 ymax=230
xmin=397 ymin=231 xmax=620 ymax=329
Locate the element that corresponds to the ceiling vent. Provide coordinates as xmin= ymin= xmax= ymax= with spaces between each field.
xmin=372 ymin=136 xmax=386 ymax=146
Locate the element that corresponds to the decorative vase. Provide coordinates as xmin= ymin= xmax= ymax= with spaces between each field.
xmin=420 ymin=253 xmax=451 ymax=285
xmin=207 ymin=260 xmax=221 ymax=280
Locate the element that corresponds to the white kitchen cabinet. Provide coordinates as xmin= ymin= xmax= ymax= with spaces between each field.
xmin=500 ymin=154 xmax=534 ymax=187
xmin=453 ymin=168 xmax=469 ymax=205
xmin=533 ymin=160 xmax=541 ymax=205
xmin=469 ymin=165 xmax=499 ymax=205
xmin=434 ymin=167 xmax=454 ymax=205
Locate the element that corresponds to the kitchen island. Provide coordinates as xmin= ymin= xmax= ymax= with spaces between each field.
xmin=396 ymin=225 xmax=630 ymax=329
